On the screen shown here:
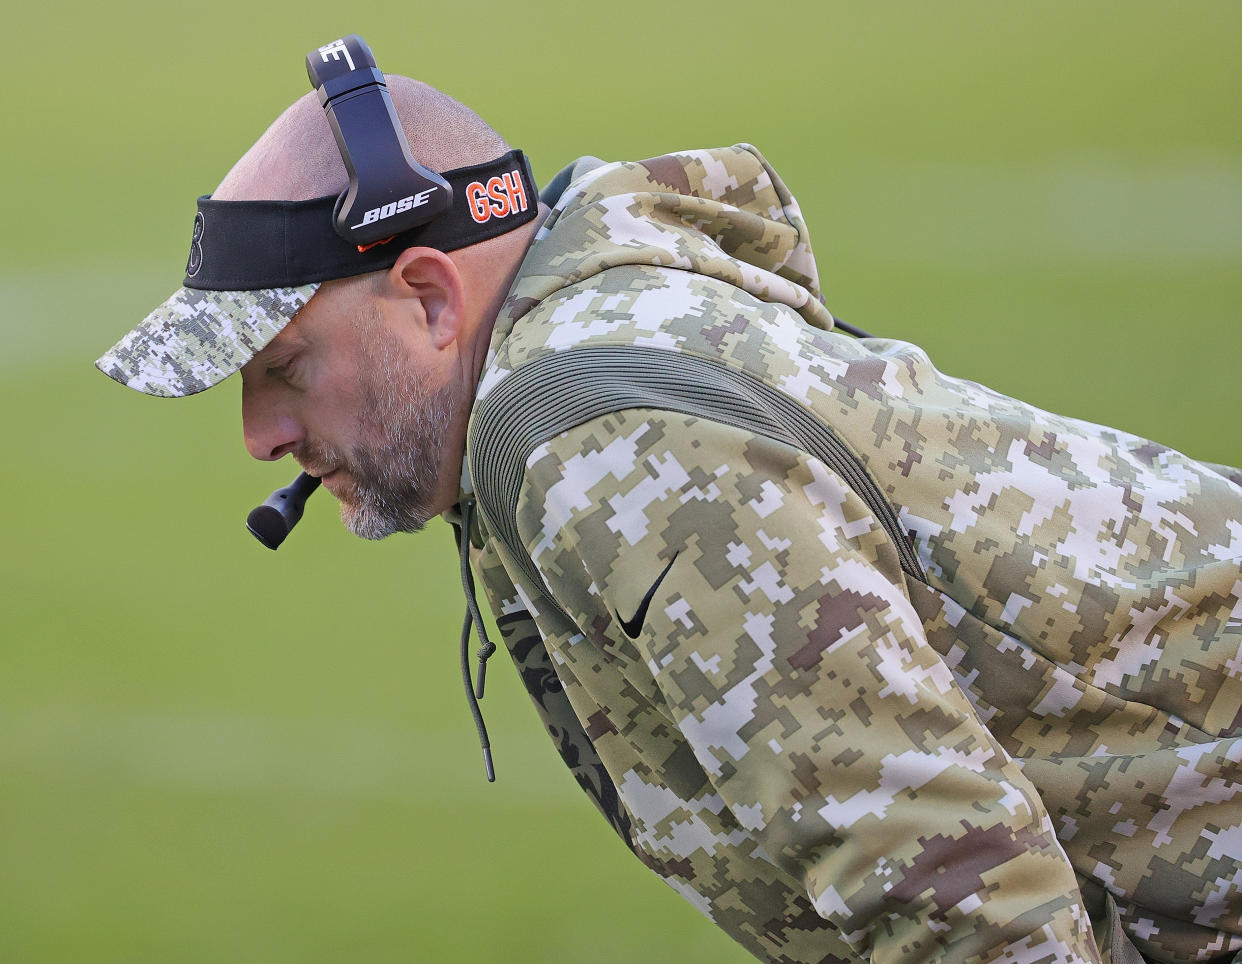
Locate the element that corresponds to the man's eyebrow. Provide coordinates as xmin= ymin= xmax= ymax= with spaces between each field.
xmin=263 ymin=343 xmax=307 ymax=372
xmin=256 ymin=330 xmax=309 ymax=365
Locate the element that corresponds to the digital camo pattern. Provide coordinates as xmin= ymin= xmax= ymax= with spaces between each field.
xmin=464 ymin=145 xmax=1242 ymax=962
xmin=475 ymin=144 xmax=831 ymax=401
xmin=467 ymin=532 xmax=637 ymax=847
xmin=94 ymin=283 xmax=318 ymax=397
xmin=520 ymin=411 xmax=1101 ymax=963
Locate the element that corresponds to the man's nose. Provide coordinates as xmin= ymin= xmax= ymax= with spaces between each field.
xmin=242 ymin=391 xmax=304 ymax=461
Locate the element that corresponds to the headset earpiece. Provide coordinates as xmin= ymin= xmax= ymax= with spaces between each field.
xmin=306 ymin=35 xmax=452 ymax=246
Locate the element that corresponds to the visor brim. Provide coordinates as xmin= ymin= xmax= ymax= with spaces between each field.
xmin=94 ymin=283 xmax=319 ymax=398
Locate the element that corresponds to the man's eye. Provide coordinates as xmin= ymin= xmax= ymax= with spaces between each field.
xmin=266 ymin=360 xmax=297 ymax=382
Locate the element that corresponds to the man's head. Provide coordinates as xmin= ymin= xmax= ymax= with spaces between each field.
xmin=98 ymin=74 xmax=545 ymax=536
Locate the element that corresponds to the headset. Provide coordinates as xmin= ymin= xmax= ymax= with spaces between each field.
xmin=246 ymin=34 xmax=522 ymax=549
xmin=247 ymin=35 xmax=406 ymax=548
xmin=306 ymin=36 xmax=453 ymax=246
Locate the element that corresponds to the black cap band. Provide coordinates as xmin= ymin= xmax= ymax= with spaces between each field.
xmin=184 ymin=150 xmax=537 ymax=290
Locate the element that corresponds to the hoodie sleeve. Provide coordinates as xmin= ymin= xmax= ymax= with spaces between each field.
xmin=514 ymin=407 xmax=1102 ymax=964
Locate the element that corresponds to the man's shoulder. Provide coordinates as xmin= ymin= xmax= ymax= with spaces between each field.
xmin=483 ymin=261 xmax=851 ymax=401
xmin=476 ymin=142 xmax=832 ymax=388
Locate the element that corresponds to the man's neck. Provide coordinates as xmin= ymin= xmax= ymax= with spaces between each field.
xmin=435 ymin=202 xmax=551 ymax=517
xmin=458 ymin=202 xmax=551 ymax=388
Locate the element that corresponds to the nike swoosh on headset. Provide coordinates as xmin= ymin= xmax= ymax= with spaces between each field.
xmin=616 ymin=553 xmax=680 ymax=640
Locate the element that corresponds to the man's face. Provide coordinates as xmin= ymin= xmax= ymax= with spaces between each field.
xmin=241 ymin=278 xmax=457 ymax=539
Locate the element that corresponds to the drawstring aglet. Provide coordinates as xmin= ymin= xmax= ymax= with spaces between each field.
xmin=482 ymin=745 xmax=495 ymax=783
xmin=475 ymin=640 xmax=497 ymax=700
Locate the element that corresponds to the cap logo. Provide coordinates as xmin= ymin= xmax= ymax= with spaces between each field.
xmin=186 ymin=212 xmax=205 ymax=278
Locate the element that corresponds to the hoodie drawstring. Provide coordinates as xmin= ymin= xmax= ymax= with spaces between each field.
xmin=451 ymin=498 xmax=497 ymax=782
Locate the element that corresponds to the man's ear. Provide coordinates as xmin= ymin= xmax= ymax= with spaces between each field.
xmin=383 ymin=247 xmax=465 ymax=350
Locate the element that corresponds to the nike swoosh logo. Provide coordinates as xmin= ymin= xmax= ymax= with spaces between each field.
xmin=617 ymin=553 xmax=679 ymax=640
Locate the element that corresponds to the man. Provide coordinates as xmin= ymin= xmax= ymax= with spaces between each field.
xmin=97 ymin=73 xmax=1242 ymax=964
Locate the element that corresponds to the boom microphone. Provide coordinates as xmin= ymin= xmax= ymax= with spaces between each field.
xmin=247 ymin=472 xmax=321 ymax=549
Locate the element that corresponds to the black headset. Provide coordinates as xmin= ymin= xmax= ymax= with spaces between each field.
xmin=305 ymin=35 xmax=454 ymax=246
xmin=248 ymin=35 xmax=447 ymax=548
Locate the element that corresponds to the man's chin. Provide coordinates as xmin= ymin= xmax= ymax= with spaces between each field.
xmin=318 ymin=464 xmax=435 ymax=539
xmin=339 ymin=497 xmax=429 ymax=540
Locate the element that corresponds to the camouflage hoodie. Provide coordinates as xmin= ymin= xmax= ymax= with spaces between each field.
xmin=461 ymin=145 xmax=1242 ymax=964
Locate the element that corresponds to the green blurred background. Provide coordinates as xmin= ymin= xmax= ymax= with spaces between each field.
xmin=2 ymin=2 xmax=1239 ymax=960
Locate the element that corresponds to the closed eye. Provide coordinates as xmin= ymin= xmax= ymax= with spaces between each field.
xmin=264 ymin=354 xmax=301 ymax=384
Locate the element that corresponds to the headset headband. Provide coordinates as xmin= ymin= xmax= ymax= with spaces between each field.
xmin=181 ymin=34 xmax=539 ymax=290
xmin=183 ymin=150 xmax=537 ymax=290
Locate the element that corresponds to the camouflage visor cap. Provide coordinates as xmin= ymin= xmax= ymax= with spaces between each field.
xmin=95 ymin=283 xmax=319 ymax=398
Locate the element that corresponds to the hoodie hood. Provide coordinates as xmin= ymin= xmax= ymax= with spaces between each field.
xmin=484 ymin=144 xmax=834 ymax=365
xmin=459 ymin=144 xmax=835 ymax=502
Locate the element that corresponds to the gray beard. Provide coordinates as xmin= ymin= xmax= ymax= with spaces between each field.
xmin=301 ymin=312 xmax=457 ymax=541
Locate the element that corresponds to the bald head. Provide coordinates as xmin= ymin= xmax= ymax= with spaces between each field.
xmin=215 ymin=75 xmax=510 ymax=202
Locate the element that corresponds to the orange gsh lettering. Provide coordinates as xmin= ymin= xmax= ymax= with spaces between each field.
xmin=466 ymin=170 xmax=529 ymax=224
